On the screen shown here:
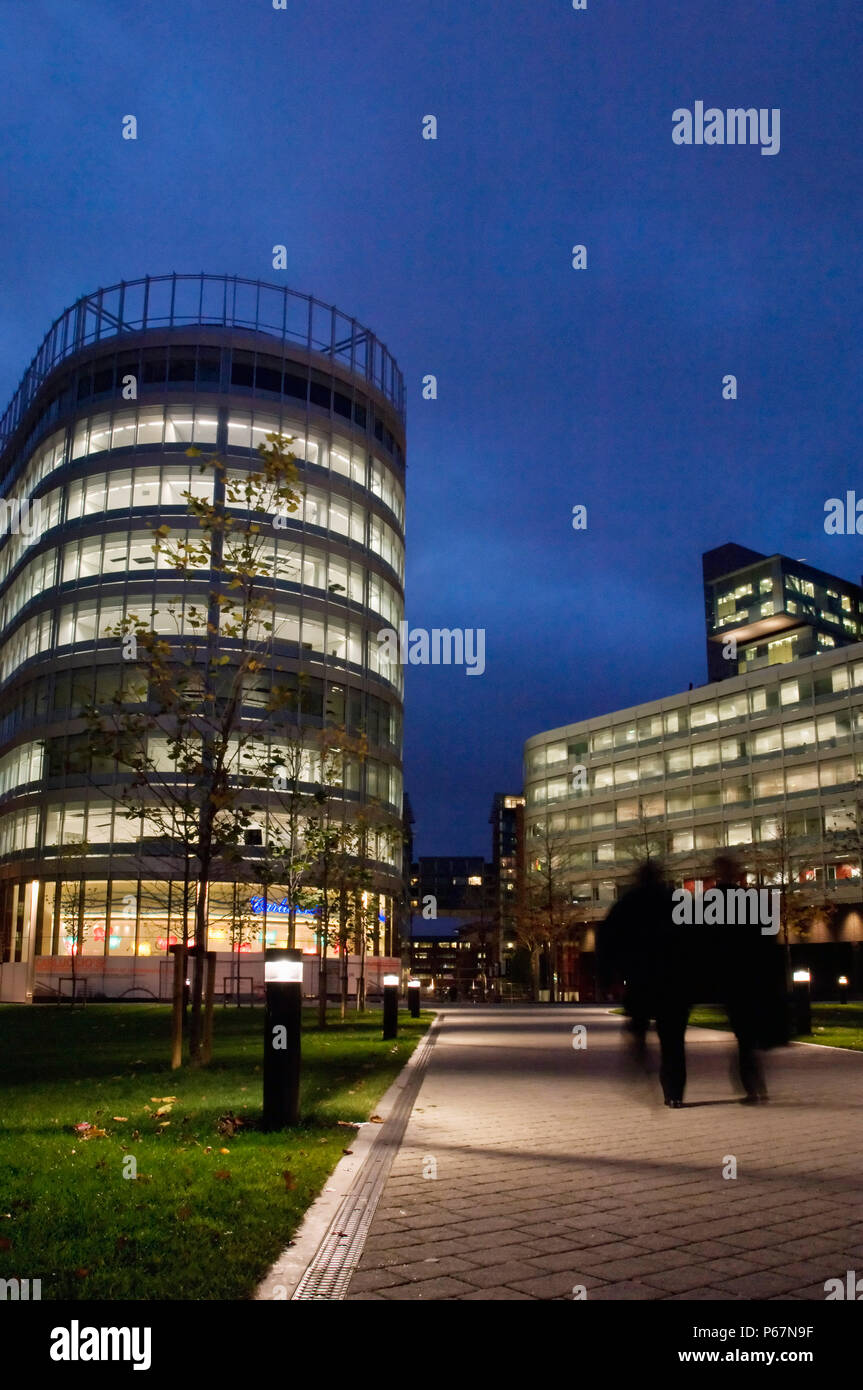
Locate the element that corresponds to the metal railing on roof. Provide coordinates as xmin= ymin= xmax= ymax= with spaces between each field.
xmin=0 ymin=273 xmax=405 ymax=445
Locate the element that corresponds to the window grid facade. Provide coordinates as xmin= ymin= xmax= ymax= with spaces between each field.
xmin=524 ymin=644 xmax=863 ymax=918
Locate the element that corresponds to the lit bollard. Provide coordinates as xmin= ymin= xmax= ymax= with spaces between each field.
xmin=382 ymin=973 xmax=399 ymax=1040
xmin=792 ymin=968 xmax=812 ymax=1036
xmin=407 ymin=978 xmax=421 ymax=1019
xmin=262 ymin=948 xmax=303 ymax=1131
xmin=838 ymin=974 xmax=849 ymax=1005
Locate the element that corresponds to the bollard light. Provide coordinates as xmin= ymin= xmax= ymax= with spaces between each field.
xmin=382 ymin=973 xmax=399 ymax=1040
xmin=262 ymin=948 xmax=303 ymax=1130
xmin=792 ymin=967 xmax=812 ymax=1036
xmin=407 ymin=978 xmax=421 ymax=1019
xmin=838 ymin=974 xmax=849 ymax=1005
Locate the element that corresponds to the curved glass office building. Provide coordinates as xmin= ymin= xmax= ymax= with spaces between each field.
xmin=0 ymin=274 xmax=406 ymax=1000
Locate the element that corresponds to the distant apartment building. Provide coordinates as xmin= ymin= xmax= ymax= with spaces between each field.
xmin=410 ymin=856 xmax=492 ymax=915
xmin=406 ymin=855 xmax=493 ymax=997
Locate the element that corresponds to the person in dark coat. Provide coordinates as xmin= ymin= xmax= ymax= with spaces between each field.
xmin=702 ymin=853 xmax=783 ymax=1103
xmin=597 ymin=858 xmax=694 ymax=1107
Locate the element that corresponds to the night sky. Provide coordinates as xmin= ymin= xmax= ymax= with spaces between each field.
xmin=1 ymin=1 xmax=860 ymax=855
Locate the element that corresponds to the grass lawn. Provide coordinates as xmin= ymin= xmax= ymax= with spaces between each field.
xmin=0 ymin=1002 xmax=432 ymax=1300
xmin=688 ymin=1001 xmax=863 ymax=1052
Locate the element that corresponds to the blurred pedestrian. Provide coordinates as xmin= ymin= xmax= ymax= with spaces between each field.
xmin=598 ymin=858 xmax=694 ymax=1107
xmin=704 ymin=853 xmax=785 ymax=1103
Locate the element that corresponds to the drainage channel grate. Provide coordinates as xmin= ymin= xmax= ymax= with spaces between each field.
xmin=292 ymin=1018 xmax=442 ymax=1300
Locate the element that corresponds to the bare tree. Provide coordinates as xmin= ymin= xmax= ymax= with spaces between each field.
xmin=750 ymin=815 xmax=811 ymax=984
xmin=57 ymin=839 xmax=90 ymax=1001
xmin=517 ymin=816 xmax=578 ymax=1002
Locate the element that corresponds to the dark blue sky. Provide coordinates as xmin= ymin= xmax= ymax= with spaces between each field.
xmin=1 ymin=0 xmax=861 ymax=855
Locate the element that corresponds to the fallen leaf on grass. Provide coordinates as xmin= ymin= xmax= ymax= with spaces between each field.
xmin=219 ymin=1147 xmax=230 ymax=1155
xmin=369 ymin=1115 xmax=384 ymax=1124
xmin=74 ymin=1268 xmax=89 ymax=1279
xmin=150 ymin=1096 xmax=177 ymax=1104
xmin=112 ymin=1116 xmax=128 ymax=1123
xmin=337 ymin=1120 xmax=361 ymax=1129
xmin=214 ymin=1170 xmax=231 ymax=1181
xmin=282 ymin=1171 xmax=296 ymax=1191
xmin=157 ymin=1122 xmax=171 ymax=1129
xmin=155 ymin=1104 xmax=173 ymax=1117
xmin=82 ymin=1128 xmax=107 ymax=1140
xmin=176 ymin=1206 xmax=191 ymax=1222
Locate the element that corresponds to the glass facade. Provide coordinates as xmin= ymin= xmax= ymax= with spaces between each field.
xmin=0 ymin=276 xmax=406 ymax=988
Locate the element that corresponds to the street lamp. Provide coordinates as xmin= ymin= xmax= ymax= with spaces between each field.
xmin=838 ymin=974 xmax=849 ymax=1005
xmin=407 ymin=978 xmax=421 ymax=1019
xmin=792 ymin=967 xmax=812 ymax=1036
xmin=262 ymin=948 xmax=303 ymax=1130
xmin=382 ymin=972 xmax=399 ymax=1040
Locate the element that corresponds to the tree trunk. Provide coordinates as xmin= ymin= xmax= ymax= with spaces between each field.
xmin=318 ymin=934 xmax=328 ymax=1027
xmin=170 ymin=945 xmax=186 ymax=1068
xmin=317 ymin=881 xmax=329 ymax=1029
xmin=339 ymin=887 xmax=349 ymax=1021
xmin=356 ymin=892 xmax=366 ymax=1012
xmin=189 ymin=828 xmax=212 ymax=1064
xmin=234 ymin=886 xmax=242 ymax=1005
xmin=202 ymin=951 xmax=217 ymax=1064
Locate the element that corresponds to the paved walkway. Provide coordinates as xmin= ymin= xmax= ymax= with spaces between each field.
xmin=344 ymin=1006 xmax=863 ymax=1300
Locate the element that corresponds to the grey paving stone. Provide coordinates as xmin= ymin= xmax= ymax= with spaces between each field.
xmin=461 ymin=1288 xmax=538 ymax=1300
xmin=664 ymin=1287 xmax=749 ymax=1301
xmin=459 ymin=1260 xmax=555 ymax=1289
xmin=390 ymin=1256 xmax=477 ymax=1282
xmin=377 ymin=1276 xmax=477 ymax=1301
xmin=348 ymin=1267 xmax=409 ymax=1293
xmin=715 ymin=1270 xmax=808 ymax=1298
xmin=587 ymin=1281 xmax=666 ymax=1300
xmin=508 ymin=1269 xmax=598 ymax=1299
xmin=640 ymin=1265 xmax=721 ymax=1293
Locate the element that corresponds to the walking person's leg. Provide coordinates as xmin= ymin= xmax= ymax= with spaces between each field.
xmin=657 ymin=1003 xmax=689 ymax=1106
xmin=623 ymin=984 xmax=651 ymax=1072
xmin=727 ymin=996 xmax=767 ymax=1101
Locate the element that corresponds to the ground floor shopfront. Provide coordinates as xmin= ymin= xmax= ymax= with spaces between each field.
xmin=0 ymin=873 xmax=400 ymax=1002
